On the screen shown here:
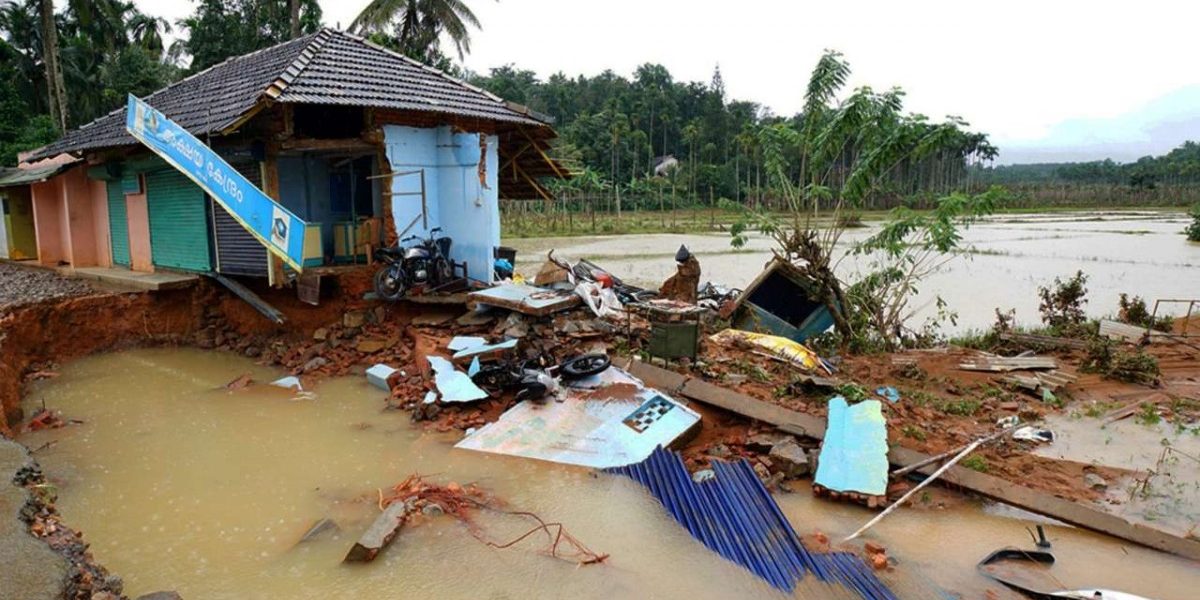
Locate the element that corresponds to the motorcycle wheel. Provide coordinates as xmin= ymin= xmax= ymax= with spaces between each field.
xmin=433 ymin=257 xmax=453 ymax=284
xmin=559 ymin=354 xmax=612 ymax=379
xmin=373 ymin=266 xmax=407 ymax=301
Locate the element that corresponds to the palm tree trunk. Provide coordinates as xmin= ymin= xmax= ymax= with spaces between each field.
xmin=40 ymin=0 xmax=67 ymax=131
xmin=290 ymin=0 xmax=301 ymax=39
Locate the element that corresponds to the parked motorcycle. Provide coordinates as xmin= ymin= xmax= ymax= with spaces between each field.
xmin=372 ymin=227 xmax=454 ymax=300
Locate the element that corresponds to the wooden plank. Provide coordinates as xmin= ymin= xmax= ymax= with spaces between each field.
xmin=344 ymin=501 xmax=414 ymax=563
xmin=621 ymin=359 xmax=1200 ymax=561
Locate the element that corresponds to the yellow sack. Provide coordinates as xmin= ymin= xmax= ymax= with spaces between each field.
xmin=710 ymin=329 xmax=829 ymax=374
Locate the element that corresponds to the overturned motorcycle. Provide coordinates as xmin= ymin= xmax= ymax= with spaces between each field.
xmin=471 ymin=354 xmax=612 ymax=402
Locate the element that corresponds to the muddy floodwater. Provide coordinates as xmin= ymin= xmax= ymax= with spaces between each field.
xmin=507 ymin=210 xmax=1200 ymax=333
xmin=20 ymin=349 xmax=1200 ymax=599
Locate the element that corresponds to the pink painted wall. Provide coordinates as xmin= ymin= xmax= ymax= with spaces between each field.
xmin=31 ymin=178 xmax=66 ymax=265
xmin=29 ymin=166 xmax=113 ymax=268
xmin=88 ymin=177 xmax=111 ymax=268
xmin=126 ymin=181 xmax=153 ymax=272
xmin=62 ymin=167 xmax=97 ymax=267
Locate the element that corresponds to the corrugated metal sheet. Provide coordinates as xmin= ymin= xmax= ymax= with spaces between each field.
xmin=106 ymin=181 xmax=131 ymax=266
xmin=607 ymin=447 xmax=897 ymax=599
xmin=211 ymin=161 xmax=268 ymax=277
xmin=146 ymin=169 xmax=211 ymax=272
xmin=0 ymin=163 xmax=74 ymax=187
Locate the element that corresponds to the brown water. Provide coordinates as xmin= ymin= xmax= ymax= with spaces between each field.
xmin=507 ymin=210 xmax=1200 ymax=333
xmin=20 ymin=349 xmax=1200 ymax=599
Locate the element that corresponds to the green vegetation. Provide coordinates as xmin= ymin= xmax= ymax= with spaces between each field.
xmin=976 ymin=142 xmax=1200 ymax=207
xmin=1037 ymin=270 xmax=1089 ymax=335
xmin=901 ymin=424 xmax=926 ymax=441
xmin=1118 ymin=293 xmax=1174 ymax=332
xmin=1187 ymin=205 xmax=1200 ymax=241
xmin=1135 ymin=402 xmax=1162 ymax=426
xmin=1081 ymin=337 xmax=1161 ymax=385
xmin=961 ymin=455 xmax=989 ymax=473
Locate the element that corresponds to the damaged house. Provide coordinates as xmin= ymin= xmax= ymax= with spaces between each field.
xmin=22 ymin=28 xmax=567 ymax=282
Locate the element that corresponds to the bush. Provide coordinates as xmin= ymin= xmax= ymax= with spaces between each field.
xmin=1186 ymin=205 xmax=1200 ymax=242
xmin=1081 ymin=337 xmax=1160 ymax=385
xmin=1117 ymin=293 xmax=1173 ymax=332
xmin=1038 ymin=271 xmax=1089 ymax=334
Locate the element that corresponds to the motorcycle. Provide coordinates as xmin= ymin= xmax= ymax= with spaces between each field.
xmin=372 ymin=227 xmax=454 ymax=300
xmin=471 ymin=354 xmax=612 ymax=401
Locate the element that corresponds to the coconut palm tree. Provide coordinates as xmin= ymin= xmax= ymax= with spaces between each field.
xmin=350 ymin=0 xmax=483 ymax=60
xmin=38 ymin=0 xmax=66 ymax=129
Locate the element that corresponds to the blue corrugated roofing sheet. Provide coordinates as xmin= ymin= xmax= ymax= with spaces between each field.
xmin=607 ymin=447 xmax=896 ymax=599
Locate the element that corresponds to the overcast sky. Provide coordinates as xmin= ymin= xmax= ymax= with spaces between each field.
xmin=135 ymin=0 xmax=1200 ymax=162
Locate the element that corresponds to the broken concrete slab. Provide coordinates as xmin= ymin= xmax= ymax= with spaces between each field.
xmin=451 ymin=339 xmax=518 ymax=365
xmin=366 ymin=365 xmax=399 ymax=391
xmin=813 ymin=397 xmax=888 ymax=497
xmin=768 ymin=440 xmax=810 ymax=478
xmin=447 ymin=336 xmax=487 ymax=352
xmin=344 ymin=501 xmax=413 ymax=563
xmin=468 ymin=284 xmax=581 ymax=317
xmin=455 ymin=367 xmax=701 ymax=468
xmin=427 ymin=356 xmax=488 ymax=403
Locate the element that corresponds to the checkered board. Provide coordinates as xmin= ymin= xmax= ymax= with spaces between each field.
xmin=623 ymin=395 xmax=676 ymax=433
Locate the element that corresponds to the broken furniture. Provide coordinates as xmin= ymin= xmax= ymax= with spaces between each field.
xmin=723 ymin=258 xmax=834 ymax=343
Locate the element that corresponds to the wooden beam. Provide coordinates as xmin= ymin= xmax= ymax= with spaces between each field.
xmin=616 ymin=358 xmax=1200 ymax=562
xmin=500 ymin=142 xmax=532 ymax=172
xmin=518 ymin=127 xmax=568 ymax=179
xmin=512 ymin=162 xmax=553 ymax=202
xmin=280 ymin=137 xmax=378 ymax=153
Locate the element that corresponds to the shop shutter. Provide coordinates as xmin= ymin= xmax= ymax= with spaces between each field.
xmin=146 ymin=170 xmax=212 ymax=272
xmin=210 ymin=161 xmax=269 ymax=277
xmin=106 ymin=181 xmax=131 ymax=266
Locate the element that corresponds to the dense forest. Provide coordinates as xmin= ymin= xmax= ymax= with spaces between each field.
xmin=0 ymin=0 xmax=1195 ymax=213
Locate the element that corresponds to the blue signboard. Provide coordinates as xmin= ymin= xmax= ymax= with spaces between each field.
xmin=124 ymin=95 xmax=308 ymax=271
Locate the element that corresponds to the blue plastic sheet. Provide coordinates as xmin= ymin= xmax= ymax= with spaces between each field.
xmin=814 ymin=397 xmax=889 ymax=496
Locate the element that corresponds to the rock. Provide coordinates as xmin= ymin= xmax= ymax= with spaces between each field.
xmin=302 ymin=357 xmax=329 ymax=373
xmin=752 ymin=462 xmax=771 ymax=482
xmin=373 ymin=306 xmax=387 ymax=324
xmin=357 ymin=338 xmax=387 ymax=354
xmin=421 ymin=503 xmax=445 ymax=517
xmin=999 ymin=401 xmax=1020 ymax=411
xmin=768 ymin=440 xmax=810 ymax=478
xmin=313 ymin=328 xmax=328 ymax=342
xmin=1084 ymin=473 xmax=1108 ymax=490
xmin=724 ymin=373 xmax=748 ymax=385
xmin=135 ymin=593 xmax=183 ymax=600
xmin=93 ymin=593 xmax=120 ymax=600
xmin=243 ymin=346 xmax=260 ymax=358
xmin=692 ymin=469 xmax=716 ymax=483
xmin=864 ymin=541 xmax=886 ymax=556
xmin=746 ymin=432 xmax=793 ymax=453
xmin=706 ymin=443 xmax=732 ymax=459
xmin=343 ymin=311 xmax=366 ymax=328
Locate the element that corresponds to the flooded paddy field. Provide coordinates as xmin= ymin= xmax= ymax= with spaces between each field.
xmin=19 ymin=349 xmax=1200 ymax=599
xmin=507 ymin=210 xmax=1200 ymax=333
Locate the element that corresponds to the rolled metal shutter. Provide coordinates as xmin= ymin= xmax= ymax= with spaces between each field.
xmin=146 ymin=170 xmax=212 ymax=272
xmin=106 ymin=181 xmax=131 ymax=267
xmin=210 ymin=161 xmax=268 ymax=277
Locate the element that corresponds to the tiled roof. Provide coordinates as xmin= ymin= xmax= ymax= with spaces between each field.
xmin=30 ymin=29 xmax=548 ymax=161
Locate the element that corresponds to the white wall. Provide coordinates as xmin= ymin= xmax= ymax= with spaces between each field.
xmin=383 ymin=125 xmax=500 ymax=283
xmin=0 ymin=195 xmax=9 ymax=259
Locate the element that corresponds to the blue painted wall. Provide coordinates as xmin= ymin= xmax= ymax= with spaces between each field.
xmin=383 ymin=125 xmax=499 ymax=283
